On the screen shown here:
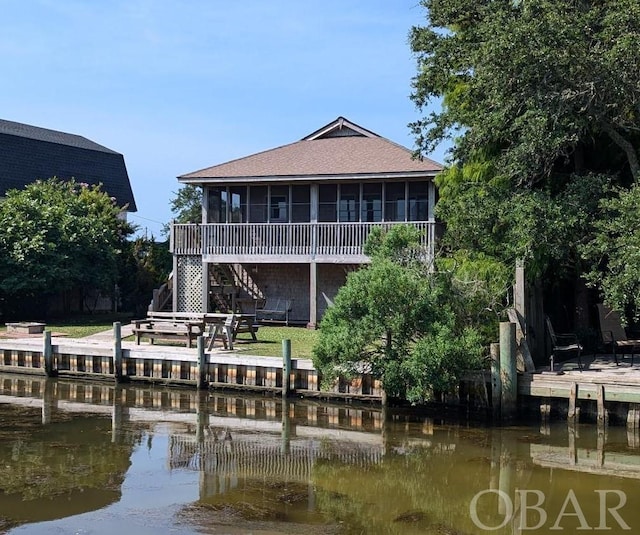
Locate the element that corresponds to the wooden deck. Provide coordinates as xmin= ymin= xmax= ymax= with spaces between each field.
xmin=171 ymin=221 xmax=436 ymax=263
xmin=520 ymin=354 xmax=640 ymax=404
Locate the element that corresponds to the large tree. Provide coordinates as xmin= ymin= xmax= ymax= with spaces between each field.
xmin=411 ymin=0 xmax=640 ymax=183
xmin=410 ymin=0 xmax=640 ymax=325
xmin=0 ymin=179 xmax=133 ymax=315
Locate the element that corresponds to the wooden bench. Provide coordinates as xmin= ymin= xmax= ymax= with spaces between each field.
xmin=133 ymin=312 xmax=206 ymax=348
xmin=255 ymin=298 xmax=293 ymax=326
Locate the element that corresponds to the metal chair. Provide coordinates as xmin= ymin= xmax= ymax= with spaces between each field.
xmin=596 ymin=303 xmax=640 ymax=366
xmin=545 ymin=316 xmax=583 ymax=372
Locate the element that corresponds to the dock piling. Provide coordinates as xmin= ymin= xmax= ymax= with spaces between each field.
xmin=113 ymin=322 xmax=123 ymax=382
xmin=282 ymin=339 xmax=291 ymax=399
xmin=597 ymin=384 xmax=607 ymax=424
xmin=197 ymin=336 xmax=207 ymax=389
xmin=499 ymin=322 xmax=517 ymax=420
xmin=568 ymin=382 xmax=579 ymax=424
xmin=43 ymin=330 xmax=55 ymax=377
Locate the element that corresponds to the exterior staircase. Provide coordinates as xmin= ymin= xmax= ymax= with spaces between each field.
xmin=150 ymin=265 xmax=266 ymax=314
xmin=209 ymin=264 xmax=264 ymax=313
xmin=149 ymin=272 xmax=173 ymax=312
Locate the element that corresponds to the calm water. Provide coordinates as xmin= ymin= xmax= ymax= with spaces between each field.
xmin=1 ymin=374 xmax=640 ymax=534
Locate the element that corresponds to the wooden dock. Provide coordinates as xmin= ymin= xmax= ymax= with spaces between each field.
xmin=4 ymin=327 xmax=640 ymax=420
xmin=0 ymin=328 xmax=382 ymax=402
xmin=518 ymin=354 xmax=640 ymax=427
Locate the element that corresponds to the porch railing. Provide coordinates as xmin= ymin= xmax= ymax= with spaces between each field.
xmin=171 ymin=222 xmax=437 ymax=259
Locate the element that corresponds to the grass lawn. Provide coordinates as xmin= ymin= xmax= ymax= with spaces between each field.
xmin=234 ymin=325 xmax=319 ymax=358
xmin=0 ymin=313 xmax=134 ymax=339
xmin=126 ymin=325 xmax=318 ymax=357
xmin=0 ymin=315 xmax=319 ymax=358
xmin=49 ymin=314 xmax=136 ymax=338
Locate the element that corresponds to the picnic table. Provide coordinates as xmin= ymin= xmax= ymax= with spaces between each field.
xmin=133 ymin=311 xmax=206 ymax=348
xmin=205 ymin=313 xmax=259 ymax=350
xmin=132 ymin=311 xmax=259 ymax=351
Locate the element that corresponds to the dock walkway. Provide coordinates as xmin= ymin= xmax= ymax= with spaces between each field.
xmin=519 ymin=354 xmax=640 ymax=427
xmin=521 ymin=355 xmax=640 ymax=402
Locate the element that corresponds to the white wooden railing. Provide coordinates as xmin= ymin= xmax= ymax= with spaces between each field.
xmin=171 ymin=222 xmax=437 ymax=259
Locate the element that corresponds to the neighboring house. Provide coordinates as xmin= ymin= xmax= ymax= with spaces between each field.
xmin=170 ymin=116 xmax=442 ymax=326
xmin=0 ymin=118 xmax=137 ymax=215
xmin=0 ymin=118 xmax=137 ymax=315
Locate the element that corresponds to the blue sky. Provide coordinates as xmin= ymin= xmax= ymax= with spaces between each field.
xmin=0 ymin=0 xmax=446 ymax=238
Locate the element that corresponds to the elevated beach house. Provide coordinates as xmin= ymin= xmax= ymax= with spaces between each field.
xmin=170 ymin=117 xmax=441 ymax=326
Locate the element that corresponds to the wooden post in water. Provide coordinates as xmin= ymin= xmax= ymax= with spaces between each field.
xmin=42 ymin=378 xmax=55 ymax=425
xmin=197 ymin=336 xmax=207 ymax=389
xmin=112 ymin=385 xmax=123 ymax=444
xmin=43 ymin=330 xmax=55 ymax=377
xmin=627 ymin=403 xmax=640 ymax=448
xmin=568 ymin=383 xmax=579 ymax=424
xmin=490 ymin=343 xmax=501 ymax=420
xmin=499 ymin=322 xmax=517 ymax=420
xmin=113 ymin=322 xmax=123 ymax=382
xmin=489 ymin=430 xmax=501 ymax=492
xmin=597 ymin=384 xmax=608 ymax=466
xmin=282 ymin=339 xmax=291 ymax=399
xmin=281 ymin=399 xmax=291 ymax=455
xmin=540 ymin=397 xmax=551 ymax=435
xmin=196 ymin=390 xmax=209 ymax=443
xmin=597 ymin=384 xmax=607 ymax=425
xmin=568 ymin=422 xmax=578 ymax=466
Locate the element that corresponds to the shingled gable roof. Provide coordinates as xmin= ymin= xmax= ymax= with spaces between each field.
xmin=178 ymin=117 xmax=442 ymax=184
xmin=0 ymin=118 xmax=137 ymax=212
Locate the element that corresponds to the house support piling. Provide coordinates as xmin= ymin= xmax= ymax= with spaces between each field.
xmin=308 ymin=262 xmax=317 ymax=329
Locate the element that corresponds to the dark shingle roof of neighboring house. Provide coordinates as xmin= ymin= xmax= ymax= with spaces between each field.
xmin=179 ymin=117 xmax=442 ymax=184
xmin=0 ymin=118 xmax=137 ymax=211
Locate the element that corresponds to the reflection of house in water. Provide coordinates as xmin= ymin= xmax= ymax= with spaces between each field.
xmin=169 ymin=430 xmax=385 ymax=497
xmin=6 ymin=373 xmax=640 ymax=533
xmin=0 ymin=373 xmax=388 ymax=504
xmin=166 ymin=394 xmax=387 ymax=498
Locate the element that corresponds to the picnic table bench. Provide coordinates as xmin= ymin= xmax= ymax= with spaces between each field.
xmin=133 ymin=311 xmax=206 ymax=348
xmin=205 ymin=313 xmax=259 ymax=350
xmin=133 ymin=311 xmax=260 ymax=350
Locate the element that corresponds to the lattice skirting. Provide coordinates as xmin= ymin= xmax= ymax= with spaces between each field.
xmin=176 ymin=256 xmax=203 ymax=312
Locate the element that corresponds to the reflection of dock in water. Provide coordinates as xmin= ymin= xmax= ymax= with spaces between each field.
xmin=530 ymin=442 xmax=640 ymax=479
xmin=0 ymin=373 xmax=385 ymax=443
xmin=528 ymin=420 xmax=640 ymax=480
xmin=0 ymin=373 xmax=388 ymax=502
